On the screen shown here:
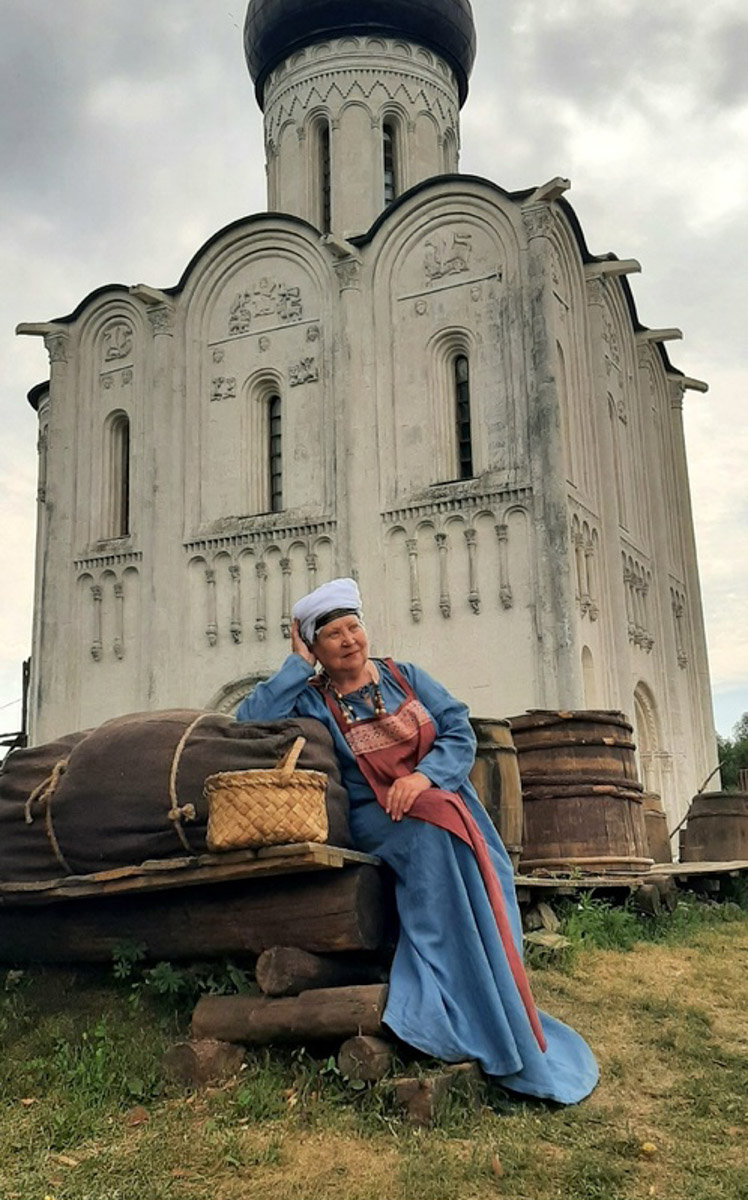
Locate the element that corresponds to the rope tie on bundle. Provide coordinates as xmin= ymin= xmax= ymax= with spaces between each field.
xmin=167 ymin=712 xmax=214 ymax=853
xmin=23 ymin=758 xmax=74 ymax=875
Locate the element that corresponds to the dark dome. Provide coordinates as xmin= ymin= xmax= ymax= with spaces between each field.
xmin=244 ymin=0 xmax=476 ymax=108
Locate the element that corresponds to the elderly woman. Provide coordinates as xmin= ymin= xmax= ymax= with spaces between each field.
xmin=237 ymin=578 xmax=598 ymax=1104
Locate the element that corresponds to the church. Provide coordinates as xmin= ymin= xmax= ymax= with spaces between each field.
xmin=18 ymin=0 xmax=716 ymax=829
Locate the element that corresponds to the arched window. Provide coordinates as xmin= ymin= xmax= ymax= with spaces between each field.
xmin=268 ymin=393 xmax=282 ymax=512
xmin=319 ymin=122 xmax=331 ymax=233
xmin=383 ymin=121 xmax=397 ymax=205
xmin=454 ymin=354 xmax=473 ymax=478
xmin=103 ymin=411 xmax=130 ymax=538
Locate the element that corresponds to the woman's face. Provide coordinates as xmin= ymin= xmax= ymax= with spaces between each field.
xmin=312 ymin=614 xmax=369 ymax=678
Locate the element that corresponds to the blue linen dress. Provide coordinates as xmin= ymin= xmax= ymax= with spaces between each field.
xmin=236 ymin=655 xmax=598 ymax=1103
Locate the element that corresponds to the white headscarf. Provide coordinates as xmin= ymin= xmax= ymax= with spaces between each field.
xmin=292 ymin=577 xmax=362 ymax=646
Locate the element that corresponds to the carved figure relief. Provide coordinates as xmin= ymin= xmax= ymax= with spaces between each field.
xmin=228 ymin=279 xmax=303 ymax=335
xmin=424 ymin=232 xmax=472 ymax=283
xmin=289 ymin=357 xmax=318 ymax=387
xmin=103 ymin=322 xmax=134 ymax=362
xmin=211 ymin=377 xmax=237 ymax=403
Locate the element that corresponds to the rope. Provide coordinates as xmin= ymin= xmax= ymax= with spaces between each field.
xmin=167 ymin=712 xmax=214 ymax=853
xmin=23 ymin=758 xmax=74 ymax=875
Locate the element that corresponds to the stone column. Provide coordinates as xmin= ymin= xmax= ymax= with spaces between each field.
xmin=585 ymin=273 xmax=630 ymax=707
xmin=522 ymin=204 xmax=582 ymax=707
xmin=667 ymin=376 xmax=718 ymax=789
xmin=138 ymin=295 xmax=177 ymax=705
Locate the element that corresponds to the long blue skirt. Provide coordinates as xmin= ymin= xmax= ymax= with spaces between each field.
xmin=349 ymin=788 xmax=599 ymax=1104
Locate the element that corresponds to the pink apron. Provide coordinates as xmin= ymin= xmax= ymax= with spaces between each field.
xmin=315 ymin=659 xmax=546 ymax=1052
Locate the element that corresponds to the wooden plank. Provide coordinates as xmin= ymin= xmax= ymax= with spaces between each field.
xmin=0 ymin=864 xmax=388 ymax=962
xmin=192 ymin=984 xmax=388 ymax=1044
xmin=0 ymin=844 xmax=381 ymax=907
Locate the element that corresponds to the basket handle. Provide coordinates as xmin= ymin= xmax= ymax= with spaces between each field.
xmin=277 ymin=736 xmax=307 ymax=780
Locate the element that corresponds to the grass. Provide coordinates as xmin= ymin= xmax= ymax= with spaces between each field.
xmin=0 ymin=895 xmax=746 ymax=1199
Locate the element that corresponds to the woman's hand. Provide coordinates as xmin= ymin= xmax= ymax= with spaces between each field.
xmin=291 ymin=619 xmax=316 ymax=667
xmin=386 ymin=771 xmax=431 ymax=821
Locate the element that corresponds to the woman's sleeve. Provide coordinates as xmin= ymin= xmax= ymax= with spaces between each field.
xmin=399 ymin=662 xmax=477 ymax=791
xmin=235 ymin=655 xmax=316 ymax=721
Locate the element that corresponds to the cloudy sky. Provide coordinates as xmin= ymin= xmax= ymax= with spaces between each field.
xmin=1 ymin=0 xmax=746 ymax=739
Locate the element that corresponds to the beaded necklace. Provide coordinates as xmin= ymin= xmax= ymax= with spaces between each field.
xmin=323 ymin=674 xmax=387 ymax=726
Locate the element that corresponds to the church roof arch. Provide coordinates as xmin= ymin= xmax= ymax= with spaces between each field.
xmin=177 ymin=216 xmax=333 ymax=315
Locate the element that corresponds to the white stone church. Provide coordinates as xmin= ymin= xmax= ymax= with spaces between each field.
xmin=19 ymin=0 xmax=716 ymax=828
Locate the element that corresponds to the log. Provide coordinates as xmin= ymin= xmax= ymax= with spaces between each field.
xmin=391 ymin=1063 xmax=482 ymax=1126
xmin=192 ymin=984 xmax=388 ymax=1044
xmin=337 ymin=1035 xmax=395 ymax=1082
xmin=0 ymin=865 xmax=386 ymax=962
xmin=163 ymin=1039 xmax=244 ymax=1087
xmin=256 ymin=945 xmax=388 ymax=996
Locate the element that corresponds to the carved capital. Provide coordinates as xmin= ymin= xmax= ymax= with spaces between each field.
xmin=147 ymin=304 xmax=175 ymax=336
xmin=585 ymin=276 xmax=606 ymax=307
xmin=45 ymin=332 xmax=70 ymax=364
xmin=522 ymin=205 xmax=553 ymax=241
xmin=334 ymin=258 xmax=362 ymax=291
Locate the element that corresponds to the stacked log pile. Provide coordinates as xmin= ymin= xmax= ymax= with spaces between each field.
xmin=179 ymin=944 xmax=483 ymax=1125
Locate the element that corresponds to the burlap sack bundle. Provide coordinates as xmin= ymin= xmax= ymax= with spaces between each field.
xmin=0 ymin=731 xmax=91 ymax=881
xmin=205 ymin=736 xmax=328 ymax=851
xmin=0 ymin=712 xmax=350 ymax=881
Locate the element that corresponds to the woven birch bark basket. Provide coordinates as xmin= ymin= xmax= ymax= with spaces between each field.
xmin=205 ymin=736 xmax=329 ymax=852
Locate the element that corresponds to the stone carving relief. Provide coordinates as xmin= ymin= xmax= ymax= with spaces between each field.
xmin=101 ymin=367 xmax=133 ymax=392
xmin=522 ymin=205 xmax=553 ymax=241
xmin=264 ymin=63 xmax=458 ymax=147
xmin=306 ymin=325 xmax=320 ymax=343
xmin=212 ymin=349 xmax=224 ymax=364
xmin=602 ymin=311 xmax=621 ymax=372
xmin=211 ymin=377 xmax=237 ymax=403
xmin=334 ymin=258 xmax=361 ymax=291
xmin=44 ymin=332 xmax=69 ymax=364
xmin=424 ymin=231 xmax=472 ymax=283
xmin=259 ymin=336 xmax=271 ymax=352
xmin=289 ymin=357 xmax=318 ymax=387
xmin=103 ymin=322 xmax=134 ymax=362
xmin=146 ymin=304 xmax=175 ymax=336
xmin=228 ymin=279 xmax=303 ymax=335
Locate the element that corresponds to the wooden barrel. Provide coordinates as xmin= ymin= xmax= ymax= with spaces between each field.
xmin=469 ymin=718 xmax=523 ymax=870
xmin=509 ymin=709 xmax=640 ymax=789
xmin=509 ymin=710 xmax=651 ymax=874
xmin=680 ymin=792 xmax=748 ymax=863
xmin=641 ymin=793 xmax=672 ymax=863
